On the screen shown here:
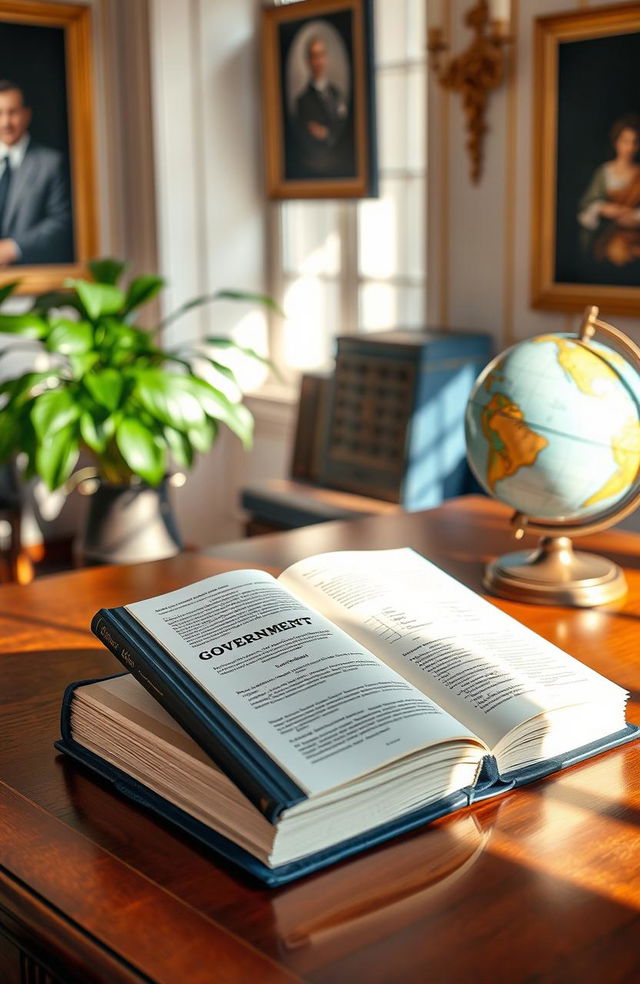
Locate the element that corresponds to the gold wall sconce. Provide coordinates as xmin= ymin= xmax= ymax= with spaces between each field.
xmin=427 ymin=0 xmax=512 ymax=183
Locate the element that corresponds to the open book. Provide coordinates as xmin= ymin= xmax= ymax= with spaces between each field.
xmin=56 ymin=549 xmax=639 ymax=885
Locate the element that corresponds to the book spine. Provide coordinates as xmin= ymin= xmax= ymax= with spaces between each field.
xmin=90 ymin=610 xmax=286 ymax=823
xmin=92 ymin=612 xmax=163 ymax=696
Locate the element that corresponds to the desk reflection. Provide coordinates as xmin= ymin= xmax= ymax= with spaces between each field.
xmin=272 ymin=809 xmax=495 ymax=953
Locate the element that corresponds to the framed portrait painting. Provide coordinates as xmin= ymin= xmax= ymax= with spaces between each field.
xmin=261 ymin=0 xmax=377 ymax=199
xmin=532 ymin=4 xmax=640 ymax=315
xmin=0 ymin=0 xmax=97 ymax=294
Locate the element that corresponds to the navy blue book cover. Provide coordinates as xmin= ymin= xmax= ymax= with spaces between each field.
xmin=56 ymin=673 xmax=639 ymax=886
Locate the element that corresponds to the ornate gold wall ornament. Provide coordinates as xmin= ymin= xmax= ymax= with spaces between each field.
xmin=428 ymin=0 xmax=511 ymax=183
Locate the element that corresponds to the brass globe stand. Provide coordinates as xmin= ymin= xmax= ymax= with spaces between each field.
xmin=485 ymin=306 xmax=640 ymax=607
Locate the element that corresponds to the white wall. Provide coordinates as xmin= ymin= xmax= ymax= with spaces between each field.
xmin=149 ymin=0 xmax=294 ymax=548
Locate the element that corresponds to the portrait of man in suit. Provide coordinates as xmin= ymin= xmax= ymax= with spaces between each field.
xmin=281 ymin=16 xmax=357 ymax=182
xmin=294 ymin=35 xmax=350 ymax=174
xmin=0 ymin=79 xmax=73 ymax=267
xmin=263 ymin=0 xmax=376 ymax=199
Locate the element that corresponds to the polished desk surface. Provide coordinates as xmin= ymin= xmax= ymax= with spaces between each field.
xmin=1 ymin=496 xmax=639 ymax=984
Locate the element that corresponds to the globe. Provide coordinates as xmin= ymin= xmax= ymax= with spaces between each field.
xmin=465 ymin=332 xmax=640 ymax=522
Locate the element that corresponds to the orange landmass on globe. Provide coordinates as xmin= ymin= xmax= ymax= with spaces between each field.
xmin=582 ymin=416 xmax=640 ymax=508
xmin=534 ymin=335 xmax=622 ymax=398
xmin=481 ymin=393 xmax=548 ymax=490
xmin=484 ymin=368 xmax=503 ymax=393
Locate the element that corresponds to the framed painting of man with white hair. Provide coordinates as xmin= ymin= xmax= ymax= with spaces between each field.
xmin=0 ymin=1 xmax=97 ymax=294
xmin=261 ymin=0 xmax=377 ymax=199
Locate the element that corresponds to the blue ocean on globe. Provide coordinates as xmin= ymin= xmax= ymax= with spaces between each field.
xmin=465 ymin=333 xmax=640 ymax=520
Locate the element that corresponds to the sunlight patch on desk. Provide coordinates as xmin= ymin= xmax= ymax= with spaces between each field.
xmin=486 ymin=762 xmax=640 ymax=910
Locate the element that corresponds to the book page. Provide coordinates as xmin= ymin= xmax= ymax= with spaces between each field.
xmin=279 ymin=549 xmax=626 ymax=751
xmin=126 ymin=570 xmax=483 ymax=796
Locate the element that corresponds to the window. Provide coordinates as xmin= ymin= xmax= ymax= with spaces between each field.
xmin=271 ymin=0 xmax=427 ymax=375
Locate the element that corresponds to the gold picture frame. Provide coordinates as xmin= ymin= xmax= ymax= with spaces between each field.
xmin=261 ymin=0 xmax=377 ymax=200
xmin=0 ymin=0 xmax=97 ymax=294
xmin=532 ymin=3 xmax=640 ymax=315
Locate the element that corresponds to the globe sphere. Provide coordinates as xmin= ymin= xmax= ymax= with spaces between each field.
xmin=465 ymin=333 xmax=640 ymax=521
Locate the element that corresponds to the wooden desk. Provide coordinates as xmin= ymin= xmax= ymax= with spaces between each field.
xmin=1 ymin=496 xmax=639 ymax=984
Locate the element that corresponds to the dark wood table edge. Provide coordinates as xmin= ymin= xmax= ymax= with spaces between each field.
xmin=0 ymin=781 xmax=302 ymax=984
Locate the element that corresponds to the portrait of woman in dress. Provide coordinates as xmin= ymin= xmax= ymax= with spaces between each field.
xmin=577 ymin=115 xmax=640 ymax=267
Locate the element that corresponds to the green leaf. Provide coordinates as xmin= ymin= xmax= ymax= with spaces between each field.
xmin=135 ymin=370 xmax=206 ymax=432
xmin=161 ymin=352 xmax=194 ymax=372
xmin=180 ymin=376 xmax=232 ymax=418
xmin=14 ymin=423 xmax=37 ymax=481
xmin=0 ymin=281 xmax=20 ymax=305
xmin=0 ymin=313 xmax=48 ymax=337
xmin=89 ymin=258 xmax=126 ymax=286
xmin=0 ymin=410 xmax=19 ymax=459
xmin=157 ymin=288 xmax=283 ymax=331
xmin=31 ymin=388 xmax=80 ymax=439
xmin=116 ymin=417 xmax=165 ymax=485
xmin=214 ymin=289 xmax=284 ymax=316
xmin=177 ymin=350 xmax=238 ymax=383
xmin=30 ymin=290 xmax=84 ymax=315
xmin=183 ymin=376 xmax=253 ymax=447
xmin=204 ymin=336 xmax=272 ymax=369
xmin=80 ymin=412 xmax=108 ymax=454
xmin=202 ymin=358 xmax=238 ymax=382
xmin=99 ymin=319 xmax=152 ymax=354
xmin=35 ymin=425 xmax=80 ymax=490
xmin=83 ymin=369 xmax=124 ymax=412
xmin=226 ymin=402 xmax=253 ymax=448
xmin=68 ymin=351 xmax=99 ymax=379
xmin=67 ymin=280 xmax=125 ymax=320
xmin=102 ymin=414 xmax=118 ymax=440
xmin=1 ymin=371 xmax=51 ymax=407
xmin=163 ymin=425 xmax=194 ymax=469
xmin=187 ymin=417 xmax=218 ymax=454
xmin=123 ymin=275 xmax=165 ymax=315
xmin=47 ymin=319 xmax=93 ymax=355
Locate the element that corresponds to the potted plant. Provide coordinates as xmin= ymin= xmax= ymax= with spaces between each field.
xmin=0 ymin=258 xmax=276 ymax=564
